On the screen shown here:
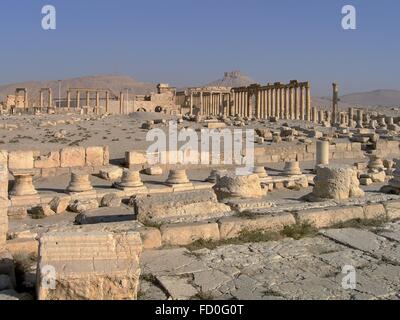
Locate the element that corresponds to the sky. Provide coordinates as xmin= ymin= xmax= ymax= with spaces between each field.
xmin=1 ymin=0 xmax=400 ymax=95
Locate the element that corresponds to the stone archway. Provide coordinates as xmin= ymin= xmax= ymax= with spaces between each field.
xmin=137 ymin=108 xmax=147 ymax=112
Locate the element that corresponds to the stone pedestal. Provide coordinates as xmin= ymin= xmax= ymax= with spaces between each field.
xmin=283 ymin=161 xmax=302 ymax=176
xmin=253 ymin=166 xmax=268 ymax=178
xmin=206 ymin=169 xmax=227 ymax=183
xmin=316 ymin=140 xmax=330 ymax=167
xmin=67 ymin=172 xmax=93 ymax=193
xmin=10 ymin=170 xmax=38 ymax=197
xmin=165 ymin=169 xmax=192 ymax=187
xmin=367 ymin=154 xmax=385 ymax=171
xmin=115 ymin=170 xmax=146 ymax=192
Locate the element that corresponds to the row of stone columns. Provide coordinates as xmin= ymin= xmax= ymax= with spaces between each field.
xmin=188 ymin=92 xmax=230 ymax=116
xmin=67 ymin=89 xmax=109 ymax=112
xmin=39 ymin=88 xmax=53 ymax=108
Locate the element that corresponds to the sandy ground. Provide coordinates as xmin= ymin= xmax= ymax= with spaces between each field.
xmin=0 ymin=112 xmax=339 ymax=161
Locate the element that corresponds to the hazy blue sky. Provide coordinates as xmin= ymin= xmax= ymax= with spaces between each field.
xmin=1 ymin=0 xmax=400 ymax=95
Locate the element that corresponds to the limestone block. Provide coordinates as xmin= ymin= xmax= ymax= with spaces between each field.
xmin=49 ymin=196 xmax=71 ymax=214
xmin=213 ymin=173 xmax=266 ymax=200
xmin=308 ymin=165 xmax=364 ymax=201
xmin=161 ymin=222 xmax=220 ymax=246
xmin=297 ymin=206 xmax=364 ymax=228
xmin=100 ymin=193 xmax=121 ymax=208
xmin=5 ymin=238 xmax=38 ymax=257
xmin=37 ymin=231 xmax=142 ymax=300
xmin=30 ymin=204 xmax=55 ymax=217
xmin=99 ymin=166 xmax=123 ymax=181
xmin=85 ymin=146 xmax=104 ymax=167
xmin=384 ymin=200 xmax=400 ymax=220
xmin=8 ymin=151 xmax=34 ymax=170
xmin=135 ymin=189 xmax=231 ymax=224
xmin=137 ymin=227 xmax=162 ymax=250
xmin=125 ymin=151 xmax=147 ymax=166
xmin=34 ymin=151 xmax=60 ymax=169
xmin=145 ymin=166 xmax=163 ymax=176
xmin=60 ymin=147 xmax=85 ymax=168
xmin=68 ymin=199 xmax=98 ymax=213
xmin=363 ymin=203 xmax=386 ymax=220
xmin=219 ymin=213 xmax=296 ymax=239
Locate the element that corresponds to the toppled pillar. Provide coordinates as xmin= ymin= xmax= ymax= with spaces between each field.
xmin=305 ymin=164 xmax=364 ymax=201
xmin=37 ymin=230 xmax=142 ymax=300
xmin=0 ymin=151 xmax=8 ymax=246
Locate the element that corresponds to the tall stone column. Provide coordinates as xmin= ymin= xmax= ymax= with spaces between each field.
xmin=294 ymin=85 xmax=299 ymax=119
xmin=67 ymin=91 xmax=71 ymax=110
xmin=96 ymin=92 xmax=100 ymax=107
xmin=189 ymin=93 xmax=193 ymax=115
xmin=348 ymin=107 xmax=354 ymax=127
xmin=119 ymin=92 xmax=124 ymax=114
xmin=105 ymin=91 xmax=109 ymax=113
xmin=305 ymin=82 xmax=311 ymax=122
xmin=284 ymin=86 xmax=289 ymax=119
xmin=40 ymin=91 xmax=44 ymax=107
xmin=289 ymin=86 xmax=294 ymax=119
xmin=76 ymin=91 xmax=80 ymax=109
xmin=299 ymin=85 xmax=304 ymax=121
xmin=267 ymin=87 xmax=273 ymax=118
xmin=24 ymin=90 xmax=28 ymax=109
xmin=86 ymin=91 xmax=90 ymax=107
xmin=49 ymin=89 xmax=53 ymax=108
xmin=357 ymin=109 xmax=363 ymax=126
xmin=270 ymin=88 xmax=274 ymax=117
xmin=200 ymin=92 xmax=204 ymax=116
xmin=332 ymin=83 xmax=339 ymax=124
xmin=275 ymin=87 xmax=280 ymax=119
xmin=0 ymin=150 xmax=8 ymax=246
xmin=312 ymin=107 xmax=318 ymax=123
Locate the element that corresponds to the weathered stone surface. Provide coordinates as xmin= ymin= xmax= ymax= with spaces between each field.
xmin=384 ymin=200 xmax=400 ymax=220
xmin=8 ymin=150 xmax=34 ymax=170
xmin=37 ymin=230 xmax=142 ymax=300
xmin=85 ymin=146 xmax=104 ymax=166
xmin=134 ymin=190 xmax=232 ymax=224
xmin=156 ymin=275 xmax=197 ymax=300
xmin=137 ymin=228 xmax=162 ymax=250
xmin=297 ymin=206 xmax=364 ymax=228
xmin=307 ymin=165 xmax=364 ymax=201
xmin=126 ymin=151 xmax=147 ymax=166
xmin=68 ymin=199 xmax=99 ymax=213
xmin=218 ymin=213 xmax=296 ymax=239
xmin=75 ymin=207 xmax=134 ymax=225
xmin=145 ymin=166 xmax=163 ymax=176
xmin=49 ymin=196 xmax=70 ymax=214
xmin=30 ymin=204 xmax=55 ymax=217
xmin=60 ymin=147 xmax=86 ymax=168
xmin=161 ymin=222 xmax=220 ymax=246
xmin=100 ymin=193 xmax=121 ymax=208
xmin=34 ymin=151 xmax=60 ymax=169
xmin=213 ymin=173 xmax=266 ymax=200
xmin=99 ymin=166 xmax=123 ymax=181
